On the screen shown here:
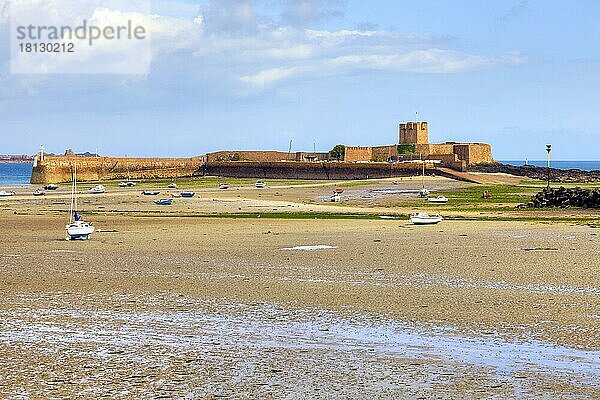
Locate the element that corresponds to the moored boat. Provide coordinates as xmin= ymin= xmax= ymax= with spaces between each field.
xmin=334 ymin=188 xmax=344 ymax=194
xmin=168 ymin=183 xmax=177 ymax=189
xmin=410 ymin=212 xmax=443 ymax=225
xmin=0 ymin=190 xmax=16 ymax=197
xmin=219 ymin=183 xmax=230 ymax=190
xmin=180 ymin=192 xmax=196 ymax=198
xmin=88 ymin=185 xmax=105 ymax=194
xmin=330 ymin=193 xmax=341 ymax=202
xmin=44 ymin=184 xmax=59 ymax=190
xmin=142 ymin=190 xmax=160 ymax=196
xmin=66 ymin=163 xmax=95 ymax=240
xmin=255 ymin=181 xmax=266 ymax=189
xmin=119 ymin=181 xmax=128 ymax=187
xmin=33 ymin=189 xmax=46 ymax=196
xmin=427 ymin=195 xmax=448 ymax=204
xmin=154 ymin=198 xmax=173 ymax=205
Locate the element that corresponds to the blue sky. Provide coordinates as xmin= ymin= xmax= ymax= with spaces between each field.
xmin=1 ymin=0 xmax=599 ymax=160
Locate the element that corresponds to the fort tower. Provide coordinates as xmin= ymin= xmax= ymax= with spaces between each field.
xmin=399 ymin=122 xmax=428 ymax=145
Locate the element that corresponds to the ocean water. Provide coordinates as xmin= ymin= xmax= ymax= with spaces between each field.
xmin=501 ymin=160 xmax=600 ymax=171
xmin=0 ymin=163 xmax=33 ymax=186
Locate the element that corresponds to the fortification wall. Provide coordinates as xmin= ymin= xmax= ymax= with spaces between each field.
xmin=207 ymin=151 xmax=293 ymax=163
xmin=459 ymin=143 xmax=493 ymax=165
xmin=30 ymin=156 xmax=205 ymax=184
xmin=371 ymin=145 xmax=398 ymax=162
xmin=344 ymin=146 xmax=372 ymax=162
xmin=202 ymin=161 xmax=430 ymax=180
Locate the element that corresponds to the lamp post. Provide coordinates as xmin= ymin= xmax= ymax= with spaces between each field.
xmin=546 ymin=144 xmax=552 ymax=188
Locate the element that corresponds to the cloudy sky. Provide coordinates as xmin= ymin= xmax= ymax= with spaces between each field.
xmin=1 ymin=0 xmax=599 ymax=160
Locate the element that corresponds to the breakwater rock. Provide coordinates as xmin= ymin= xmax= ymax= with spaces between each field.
xmin=525 ymin=187 xmax=600 ymax=208
xmin=470 ymin=163 xmax=600 ymax=183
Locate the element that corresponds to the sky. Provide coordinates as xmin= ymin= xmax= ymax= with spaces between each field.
xmin=1 ymin=0 xmax=599 ymax=160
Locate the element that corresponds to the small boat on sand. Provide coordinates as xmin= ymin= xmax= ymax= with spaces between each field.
xmin=410 ymin=212 xmax=443 ymax=225
xmin=119 ymin=181 xmax=136 ymax=187
xmin=33 ymin=189 xmax=46 ymax=196
xmin=427 ymin=196 xmax=448 ymax=204
xmin=219 ymin=183 xmax=230 ymax=190
xmin=66 ymin=163 xmax=95 ymax=240
xmin=0 ymin=190 xmax=16 ymax=197
xmin=88 ymin=185 xmax=105 ymax=194
xmin=334 ymin=188 xmax=344 ymax=194
xmin=180 ymin=192 xmax=196 ymax=198
xmin=255 ymin=181 xmax=266 ymax=189
xmin=330 ymin=193 xmax=341 ymax=202
xmin=154 ymin=198 xmax=173 ymax=205
xmin=142 ymin=190 xmax=160 ymax=196
xmin=44 ymin=184 xmax=59 ymax=190
xmin=168 ymin=183 xmax=177 ymax=189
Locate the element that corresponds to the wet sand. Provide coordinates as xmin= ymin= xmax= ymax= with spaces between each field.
xmin=0 ymin=179 xmax=599 ymax=398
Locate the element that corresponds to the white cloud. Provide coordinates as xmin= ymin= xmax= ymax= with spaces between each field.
xmin=240 ymin=66 xmax=300 ymax=88
xmin=0 ymin=0 xmax=528 ymax=93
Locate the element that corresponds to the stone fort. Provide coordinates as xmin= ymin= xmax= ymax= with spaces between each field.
xmin=345 ymin=121 xmax=492 ymax=170
xmin=29 ymin=119 xmax=493 ymax=183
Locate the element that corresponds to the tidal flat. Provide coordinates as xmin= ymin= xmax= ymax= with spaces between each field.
xmin=0 ymin=177 xmax=599 ymax=398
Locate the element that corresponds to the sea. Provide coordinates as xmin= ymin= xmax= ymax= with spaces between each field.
xmin=501 ymin=160 xmax=600 ymax=171
xmin=0 ymin=163 xmax=33 ymax=186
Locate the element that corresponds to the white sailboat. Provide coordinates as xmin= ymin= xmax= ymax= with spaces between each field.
xmin=66 ymin=163 xmax=95 ymax=240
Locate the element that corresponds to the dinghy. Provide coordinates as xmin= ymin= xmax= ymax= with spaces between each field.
xmin=219 ymin=183 xmax=230 ymax=190
xmin=33 ymin=189 xmax=45 ymax=196
xmin=255 ymin=181 xmax=266 ymax=189
xmin=44 ymin=184 xmax=59 ymax=190
xmin=0 ymin=190 xmax=15 ymax=197
xmin=410 ymin=212 xmax=443 ymax=225
xmin=330 ymin=193 xmax=341 ymax=202
xmin=168 ymin=183 xmax=177 ymax=189
xmin=66 ymin=163 xmax=95 ymax=240
xmin=154 ymin=198 xmax=173 ymax=205
xmin=180 ymin=192 xmax=196 ymax=198
xmin=142 ymin=190 xmax=160 ymax=196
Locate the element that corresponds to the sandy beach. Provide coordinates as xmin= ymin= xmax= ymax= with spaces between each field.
xmin=0 ymin=177 xmax=599 ymax=398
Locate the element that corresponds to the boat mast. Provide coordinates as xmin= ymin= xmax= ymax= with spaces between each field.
xmin=69 ymin=163 xmax=75 ymax=223
xmin=421 ymin=154 xmax=425 ymax=189
xmin=74 ymin=163 xmax=77 ymax=214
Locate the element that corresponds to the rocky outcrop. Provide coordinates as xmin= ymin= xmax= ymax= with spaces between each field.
xmin=470 ymin=163 xmax=600 ymax=183
xmin=525 ymin=187 xmax=600 ymax=208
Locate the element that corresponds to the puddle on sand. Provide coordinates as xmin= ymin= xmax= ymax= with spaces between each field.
xmin=0 ymin=296 xmax=598 ymax=398
xmin=280 ymin=245 xmax=337 ymax=251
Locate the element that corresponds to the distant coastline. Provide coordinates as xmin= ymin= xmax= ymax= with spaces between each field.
xmin=0 ymin=155 xmax=33 ymax=163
